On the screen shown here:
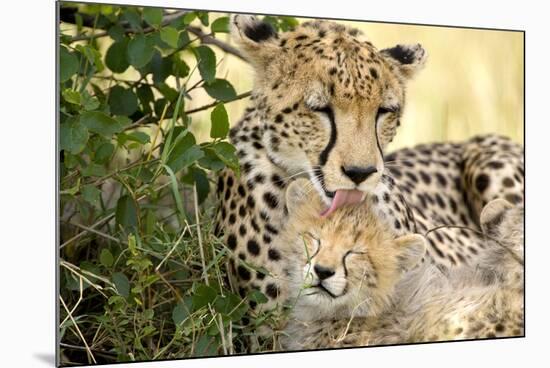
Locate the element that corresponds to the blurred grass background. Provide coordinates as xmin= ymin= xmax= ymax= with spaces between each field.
xmin=187 ymin=15 xmax=524 ymax=149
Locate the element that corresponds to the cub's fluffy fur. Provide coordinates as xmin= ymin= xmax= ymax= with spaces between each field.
xmin=279 ymin=179 xmax=524 ymax=350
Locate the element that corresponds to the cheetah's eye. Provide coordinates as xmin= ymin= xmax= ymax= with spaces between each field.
xmin=308 ymin=104 xmax=333 ymax=116
xmin=376 ymin=106 xmax=399 ymax=121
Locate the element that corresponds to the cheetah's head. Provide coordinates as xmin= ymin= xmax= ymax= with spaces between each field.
xmin=232 ymin=15 xmax=427 ymax=215
xmin=280 ymin=178 xmax=426 ymax=319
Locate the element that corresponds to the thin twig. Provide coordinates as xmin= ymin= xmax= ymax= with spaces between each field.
xmin=193 ymin=184 xmax=208 ymax=286
xmin=187 ymin=26 xmax=246 ymax=61
xmin=60 ymin=295 xmax=97 ymax=364
xmin=185 ymin=91 xmax=251 ymax=115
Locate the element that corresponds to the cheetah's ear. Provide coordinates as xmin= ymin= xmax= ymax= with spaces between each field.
xmin=231 ymin=14 xmax=280 ymax=67
xmin=380 ymin=43 xmax=427 ymax=79
xmin=285 ymin=178 xmax=323 ymax=217
xmin=394 ymin=234 xmax=427 ymax=271
xmin=480 ymin=198 xmax=514 ymax=237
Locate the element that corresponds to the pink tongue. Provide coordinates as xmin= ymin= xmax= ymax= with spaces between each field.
xmin=320 ymin=190 xmax=364 ymax=218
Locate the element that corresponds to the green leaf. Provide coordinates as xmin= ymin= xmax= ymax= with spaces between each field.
xmin=160 ymin=26 xmax=179 ymax=48
xmin=108 ymin=86 xmax=138 ymax=116
xmin=192 ymin=284 xmax=217 ymax=310
xmin=117 ymin=131 xmax=150 ymax=145
xmin=154 ymin=82 xmax=178 ymax=102
xmin=172 ymin=56 xmax=189 ymax=78
xmin=279 ymin=16 xmax=299 ymax=31
xmin=166 ymin=133 xmax=204 ymax=173
xmin=196 ymin=11 xmax=209 ymax=26
xmin=81 ymin=163 xmax=107 ymax=177
xmin=248 ymin=289 xmax=268 ymax=304
xmin=127 ymin=34 xmax=154 ymax=68
xmin=151 ymin=52 xmax=173 ymax=84
xmin=203 ymin=79 xmax=237 ymax=102
xmin=105 ymin=38 xmax=129 ymax=73
xmin=59 ymin=46 xmax=79 ymax=82
xmin=76 ymin=44 xmax=104 ymax=72
xmin=81 ymin=185 xmax=101 ymax=206
xmin=210 ymin=103 xmax=229 ymax=138
xmin=81 ymin=90 xmax=100 ymax=111
xmin=94 ymin=142 xmax=114 ymax=164
xmin=181 ymin=168 xmax=210 ymax=204
xmin=62 ymin=89 xmax=81 ymax=105
xmin=211 ymin=142 xmax=239 ymax=174
xmin=99 ymin=248 xmax=114 ymax=267
xmin=211 ymin=17 xmax=229 ymax=33
xmin=183 ymin=12 xmax=197 ymax=25
xmin=172 ymin=300 xmax=191 ymax=325
xmin=198 ymin=148 xmax=226 ymax=171
xmin=107 ymin=24 xmax=125 ymax=42
xmin=60 ymin=118 xmax=89 ymax=154
xmin=194 ymin=46 xmax=216 ymax=84
xmin=142 ymin=7 xmax=163 ymax=27
xmin=113 ymin=272 xmax=130 ymax=298
xmin=81 ymin=111 xmax=124 ymax=137
xmin=122 ymin=8 xmax=142 ymax=31
xmin=115 ymin=194 xmax=138 ymax=230
xmin=137 ymin=85 xmax=154 ymax=112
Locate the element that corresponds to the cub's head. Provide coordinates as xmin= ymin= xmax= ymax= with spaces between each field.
xmin=280 ymin=178 xmax=426 ymax=319
xmin=231 ymin=15 xmax=427 ymax=212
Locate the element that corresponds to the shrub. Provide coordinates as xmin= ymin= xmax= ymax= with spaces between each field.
xmin=58 ymin=3 xmax=296 ymax=365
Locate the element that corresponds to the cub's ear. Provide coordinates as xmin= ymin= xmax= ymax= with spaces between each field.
xmin=380 ymin=43 xmax=427 ymax=79
xmin=394 ymin=234 xmax=427 ymax=271
xmin=480 ymin=198 xmax=514 ymax=237
xmin=285 ymin=178 xmax=323 ymax=217
xmin=230 ymin=14 xmax=280 ymax=67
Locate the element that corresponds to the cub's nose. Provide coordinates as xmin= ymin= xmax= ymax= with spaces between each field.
xmin=314 ymin=264 xmax=335 ymax=281
xmin=341 ymin=165 xmax=377 ymax=185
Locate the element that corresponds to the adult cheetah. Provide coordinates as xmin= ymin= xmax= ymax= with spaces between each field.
xmin=216 ymin=15 xmax=427 ymax=311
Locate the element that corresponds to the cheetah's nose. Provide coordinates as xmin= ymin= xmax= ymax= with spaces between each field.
xmin=341 ymin=165 xmax=378 ymax=185
xmin=314 ymin=264 xmax=335 ymax=281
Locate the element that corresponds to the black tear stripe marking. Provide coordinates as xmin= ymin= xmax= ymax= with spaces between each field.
xmin=374 ymin=116 xmax=384 ymax=166
xmin=318 ymin=106 xmax=337 ymax=166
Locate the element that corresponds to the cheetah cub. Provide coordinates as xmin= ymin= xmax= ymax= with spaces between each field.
xmin=279 ymin=178 xmax=524 ymax=350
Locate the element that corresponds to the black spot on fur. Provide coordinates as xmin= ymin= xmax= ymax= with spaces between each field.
xmin=247 ymin=239 xmax=260 ymax=256
xmin=475 ymin=173 xmax=490 ymax=193
xmin=268 ymin=248 xmax=281 ymax=261
xmin=419 ymin=171 xmax=431 ymax=185
xmin=239 ymin=224 xmax=247 ymax=236
xmin=487 ymin=161 xmax=504 ymax=170
xmin=265 ymin=283 xmax=279 ymax=299
xmin=244 ymin=21 xmax=277 ymax=43
xmin=505 ymin=193 xmax=522 ymax=204
xmin=502 ymin=177 xmax=515 ymax=187
xmin=435 ymin=172 xmax=447 ymax=187
xmin=274 ymin=114 xmax=283 ymax=123
xmin=239 ymin=205 xmax=246 ymax=217
xmin=263 ymin=192 xmax=278 ymax=209
xmin=369 ymin=67 xmax=378 ymax=79
xmin=237 ymin=265 xmax=251 ymax=281
xmin=227 ymin=234 xmax=237 ymax=250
